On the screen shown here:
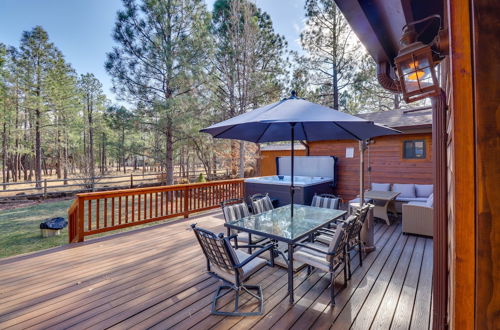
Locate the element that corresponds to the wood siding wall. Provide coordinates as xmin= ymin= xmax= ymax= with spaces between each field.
xmin=310 ymin=133 xmax=432 ymax=200
xmin=259 ymin=149 xmax=306 ymax=176
xmin=260 ymin=132 xmax=432 ymax=201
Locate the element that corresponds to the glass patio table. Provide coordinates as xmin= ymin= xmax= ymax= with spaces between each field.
xmin=224 ymin=204 xmax=346 ymax=303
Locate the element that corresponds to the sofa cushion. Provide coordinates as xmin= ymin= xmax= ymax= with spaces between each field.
xmin=396 ymin=197 xmax=428 ymax=203
xmin=392 ymin=184 xmax=416 ymax=198
xmin=371 ymin=183 xmax=391 ymax=191
xmin=415 ymin=184 xmax=433 ymax=198
xmin=426 ymin=193 xmax=434 ymax=208
xmin=408 ymin=201 xmax=428 ymax=207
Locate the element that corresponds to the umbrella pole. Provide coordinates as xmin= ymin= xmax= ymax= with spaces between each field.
xmin=290 ymin=123 xmax=296 ymax=217
xmin=359 ymin=140 xmax=367 ymax=207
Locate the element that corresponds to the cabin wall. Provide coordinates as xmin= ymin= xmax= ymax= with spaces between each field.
xmin=309 ymin=133 xmax=432 ymax=200
xmin=258 ymin=149 xmax=306 ymax=176
xmin=260 ymin=132 xmax=432 ymax=201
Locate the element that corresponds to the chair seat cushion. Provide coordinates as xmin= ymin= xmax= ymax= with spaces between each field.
xmin=349 ymin=198 xmax=372 ymax=204
xmin=315 ymin=233 xmax=334 ymax=245
xmin=234 ymin=250 xmax=267 ymax=281
xmin=235 ymin=232 xmax=265 ymax=244
xmin=212 ymin=249 xmax=267 ymax=283
xmin=294 ymin=243 xmax=331 ymax=272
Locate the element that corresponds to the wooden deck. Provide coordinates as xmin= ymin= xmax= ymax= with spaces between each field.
xmin=0 ymin=211 xmax=433 ymax=329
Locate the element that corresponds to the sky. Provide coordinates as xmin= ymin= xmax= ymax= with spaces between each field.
xmin=0 ymin=0 xmax=306 ymax=104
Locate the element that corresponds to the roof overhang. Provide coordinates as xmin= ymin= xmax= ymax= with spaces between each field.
xmin=334 ymin=0 xmax=444 ymax=74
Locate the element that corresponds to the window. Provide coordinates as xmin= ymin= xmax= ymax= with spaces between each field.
xmin=403 ymin=140 xmax=426 ymax=159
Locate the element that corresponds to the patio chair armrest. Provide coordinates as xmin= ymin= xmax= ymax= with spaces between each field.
xmin=227 ymin=234 xmax=238 ymax=241
xmin=234 ymin=244 xmax=274 ymax=268
xmin=294 ymin=242 xmax=336 ymax=256
xmin=317 ymin=228 xmax=336 ymax=235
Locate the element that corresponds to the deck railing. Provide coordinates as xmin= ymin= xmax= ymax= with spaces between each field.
xmin=68 ymin=179 xmax=244 ymax=243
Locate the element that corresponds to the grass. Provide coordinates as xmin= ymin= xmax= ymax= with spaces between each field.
xmin=0 ymin=200 xmax=73 ymax=258
xmin=0 ymin=199 xmax=189 ymax=259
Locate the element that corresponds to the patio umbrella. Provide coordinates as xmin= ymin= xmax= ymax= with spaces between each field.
xmin=201 ymin=91 xmax=400 ymax=216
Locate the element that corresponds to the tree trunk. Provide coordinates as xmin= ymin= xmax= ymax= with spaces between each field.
xmin=230 ymin=141 xmax=238 ymax=177
xmin=87 ymin=96 xmax=95 ymax=186
xmin=212 ymin=152 xmax=217 ymax=178
xmin=2 ymin=121 xmax=6 ymax=185
xmin=165 ymin=120 xmax=174 ymax=185
xmin=63 ymin=135 xmax=68 ymax=185
xmin=165 ymin=118 xmax=174 ymax=185
xmin=121 ymin=126 xmax=126 ymax=173
xmin=56 ymin=126 xmax=62 ymax=179
xmin=34 ymin=108 xmax=42 ymax=188
xmin=239 ymin=141 xmax=245 ymax=178
xmin=394 ymin=94 xmax=401 ymax=109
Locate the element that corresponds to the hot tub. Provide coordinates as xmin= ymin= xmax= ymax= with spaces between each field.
xmin=245 ymin=156 xmax=337 ymax=206
xmin=245 ymin=175 xmax=334 ymax=207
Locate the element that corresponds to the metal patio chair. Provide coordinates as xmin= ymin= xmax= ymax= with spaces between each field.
xmin=221 ymin=199 xmax=267 ymax=252
xmin=311 ymin=193 xmax=341 ymax=210
xmin=315 ymin=204 xmax=371 ymax=279
xmin=250 ymin=193 xmax=274 ymax=214
xmin=311 ymin=193 xmax=343 ymax=225
xmin=191 ymin=224 xmax=274 ymax=316
xmin=293 ymin=223 xmax=348 ymax=305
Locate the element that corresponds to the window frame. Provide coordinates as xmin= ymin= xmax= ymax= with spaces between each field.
xmin=403 ymin=139 xmax=426 ymax=159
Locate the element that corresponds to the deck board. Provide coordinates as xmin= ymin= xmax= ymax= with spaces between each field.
xmin=0 ymin=210 xmax=433 ymax=329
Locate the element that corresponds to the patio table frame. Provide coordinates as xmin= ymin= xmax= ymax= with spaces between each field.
xmin=224 ymin=204 xmax=346 ymax=304
xmin=363 ymin=190 xmax=400 ymax=225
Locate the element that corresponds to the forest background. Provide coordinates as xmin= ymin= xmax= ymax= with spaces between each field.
xmin=0 ymin=0 xmax=416 ymax=190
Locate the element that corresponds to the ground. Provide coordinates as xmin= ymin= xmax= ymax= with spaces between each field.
xmin=0 ymin=199 xmax=184 ymax=258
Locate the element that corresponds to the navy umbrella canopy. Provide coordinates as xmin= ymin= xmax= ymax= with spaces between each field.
xmin=201 ymin=92 xmax=400 ymax=215
xmin=201 ymin=95 xmax=398 ymax=142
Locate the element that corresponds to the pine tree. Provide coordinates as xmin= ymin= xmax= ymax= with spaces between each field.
xmin=106 ymin=0 xmax=212 ymax=185
xmin=78 ymin=73 xmax=107 ymax=187
xmin=301 ymin=0 xmax=362 ymax=110
xmin=46 ymin=49 xmax=80 ymax=181
xmin=211 ymin=0 xmax=287 ymax=177
xmin=17 ymin=26 xmax=56 ymax=187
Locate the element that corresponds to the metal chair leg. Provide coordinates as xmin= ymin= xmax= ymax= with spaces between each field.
xmin=211 ymin=284 xmax=264 ymax=316
xmin=347 ymin=251 xmax=352 ymax=280
xmin=330 ymin=273 xmax=336 ymax=305
xmin=358 ymin=241 xmax=363 ymax=267
xmin=343 ymin=259 xmax=348 ymax=287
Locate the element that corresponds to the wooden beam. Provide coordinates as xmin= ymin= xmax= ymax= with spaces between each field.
xmin=447 ymin=0 xmax=476 ymax=328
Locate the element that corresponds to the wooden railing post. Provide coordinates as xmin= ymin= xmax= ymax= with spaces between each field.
xmin=183 ymin=186 xmax=189 ymax=218
xmin=130 ymin=174 xmax=134 ymax=188
xmin=77 ymin=196 xmax=85 ymax=242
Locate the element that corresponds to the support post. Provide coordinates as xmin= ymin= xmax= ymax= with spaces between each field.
xmin=290 ymin=123 xmax=296 ymax=217
xmin=359 ymin=140 xmax=367 ymax=207
xmin=77 ymin=197 xmax=85 ymax=242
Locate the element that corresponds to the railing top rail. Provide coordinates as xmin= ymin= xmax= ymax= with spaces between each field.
xmin=74 ymin=178 xmax=245 ymax=200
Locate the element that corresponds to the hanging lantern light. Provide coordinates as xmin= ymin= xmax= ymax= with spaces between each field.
xmin=394 ymin=16 xmax=447 ymax=103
